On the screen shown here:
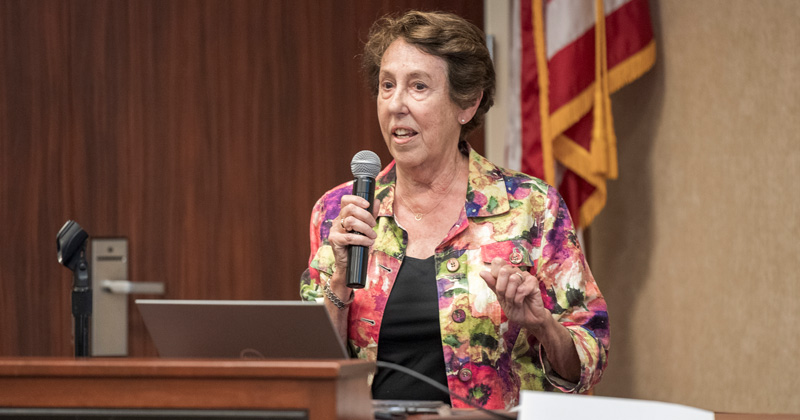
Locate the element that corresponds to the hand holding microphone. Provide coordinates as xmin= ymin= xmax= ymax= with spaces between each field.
xmin=328 ymin=151 xmax=381 ymax=289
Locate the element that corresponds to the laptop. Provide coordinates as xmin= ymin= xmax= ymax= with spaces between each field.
xmin=135 ymin=300 xmax=349 ymax=359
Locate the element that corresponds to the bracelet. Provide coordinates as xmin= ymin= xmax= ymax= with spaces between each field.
xmin=323 ymin=277 xmax=354 ymax=309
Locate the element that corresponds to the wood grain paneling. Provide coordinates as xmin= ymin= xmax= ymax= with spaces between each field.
xmin=0 ymin=0 xmax=483 ymax=357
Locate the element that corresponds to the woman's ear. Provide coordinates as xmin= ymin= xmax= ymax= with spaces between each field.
xmin=459 ymin=92 xmax=484 ymax=124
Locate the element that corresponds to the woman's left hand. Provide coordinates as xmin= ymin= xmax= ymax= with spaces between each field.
xmin=479 ymin=257 xmax=551 ymax=333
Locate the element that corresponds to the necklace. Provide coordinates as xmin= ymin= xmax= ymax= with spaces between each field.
xmin=396 ymin=178 xmax=457 ymax=221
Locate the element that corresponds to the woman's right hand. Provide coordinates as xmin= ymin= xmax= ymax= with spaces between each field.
xmin=329 ymin=195 xmax=379 ymax=275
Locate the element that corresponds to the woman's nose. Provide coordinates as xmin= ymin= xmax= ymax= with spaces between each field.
xmin=387 ymin=88 xmax=408 ymax=115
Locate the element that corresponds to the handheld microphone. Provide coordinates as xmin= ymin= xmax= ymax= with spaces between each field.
xmin=346 ymin=150 xmax=381 ymax=289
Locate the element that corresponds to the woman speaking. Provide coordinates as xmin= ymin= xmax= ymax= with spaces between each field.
xmin=300 ymin=10 xmax=609 ymax=410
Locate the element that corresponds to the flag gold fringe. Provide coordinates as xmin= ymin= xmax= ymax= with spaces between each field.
xmin=532 ymin=0 xmax=555 ymax=186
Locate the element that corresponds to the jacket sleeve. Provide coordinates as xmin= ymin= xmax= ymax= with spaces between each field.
xmin=300 ymin=186 xmax=348 ymax=301
xmin=533 ymin=186 xmax=610 ymax=393
xmin=300 ymin=195 xmax=326 ymax=302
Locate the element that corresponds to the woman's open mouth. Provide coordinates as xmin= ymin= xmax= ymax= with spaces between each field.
xmin=392 ymin=127 xmax=418 ymax=142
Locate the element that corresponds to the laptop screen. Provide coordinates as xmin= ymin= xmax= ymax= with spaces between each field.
xmin=136 ymin=300 xmax=349 ymax=359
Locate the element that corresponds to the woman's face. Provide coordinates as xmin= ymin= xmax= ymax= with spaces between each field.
xmin=377 ymin=38 xmax=467 ymax=169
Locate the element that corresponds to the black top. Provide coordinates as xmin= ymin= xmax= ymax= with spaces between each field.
xmin=371 ymin=255 xmax=450 ymax=404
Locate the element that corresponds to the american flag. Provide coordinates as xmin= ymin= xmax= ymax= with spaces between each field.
xmin=506 ymin=0 xmax=656 ymax=228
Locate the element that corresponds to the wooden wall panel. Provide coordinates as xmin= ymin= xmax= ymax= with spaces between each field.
xmin=0 ymin=0 xmax=484 ymax=357
xmin=0 ymin=0 xmax=74 ymax=357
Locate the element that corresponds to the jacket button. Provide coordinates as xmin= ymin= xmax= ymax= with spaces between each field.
xmin=446 ymin=258 xmax=460 ymax=272
xmin=451 ymin=309 xmax=466 ymax=323
xmin=458 ymin=367 xmax=472 ymax=382
xmin=509 ymin=248 xmax=524 ymax=265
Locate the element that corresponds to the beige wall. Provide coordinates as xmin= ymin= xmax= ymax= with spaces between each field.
xmin=592 ymin=0 xmax=799 ymax=413
xmin=487 ymin=0 xmax=799 ymax=414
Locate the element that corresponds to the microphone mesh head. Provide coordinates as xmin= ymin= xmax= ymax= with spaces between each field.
xmin=350 ymin=150 xmax=382 ymax=178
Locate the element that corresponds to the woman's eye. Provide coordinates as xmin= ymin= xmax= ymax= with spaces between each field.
xmin=381 ymin=81 xmax=394 ymax=90
xmin=413 ymin=83 xmax=427 ymax=91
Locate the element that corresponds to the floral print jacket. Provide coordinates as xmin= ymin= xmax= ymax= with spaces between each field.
xmin=300 ymin=149 xmax=609 ymax=409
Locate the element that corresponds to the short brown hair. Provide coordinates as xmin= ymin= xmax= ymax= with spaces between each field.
xmin=362 ymin=10 xmax=495 ymax=148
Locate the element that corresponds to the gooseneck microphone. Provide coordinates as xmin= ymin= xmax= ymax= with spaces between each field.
xmin=56 ymin=220 xmax=92 ymax=357
xmin=346 ymin=150 xmax=381 ymax=289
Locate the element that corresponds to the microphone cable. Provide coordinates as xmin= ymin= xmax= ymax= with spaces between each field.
xmin=375 ymin=360 xmax=517 ymax=420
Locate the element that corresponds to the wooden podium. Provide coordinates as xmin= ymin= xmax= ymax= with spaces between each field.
xmin=0 ymin=358 xmax=375 ymax=420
